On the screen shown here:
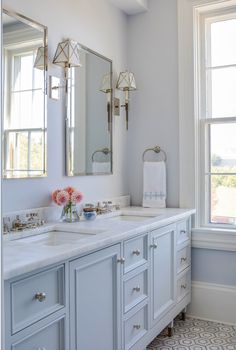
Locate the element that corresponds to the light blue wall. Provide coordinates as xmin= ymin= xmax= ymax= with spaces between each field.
xmin=3 ymin=0 xmax=129 ymax=213
xmin=192 ymin=248 xmax=236 ymax=286
xmin=127 ymin=0 xmax=179 ymax=208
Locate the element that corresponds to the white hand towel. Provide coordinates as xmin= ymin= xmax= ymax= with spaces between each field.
xmin=92 ymin=162 xmax=111 ymax=174
xmin=142 ymin=161 xmax=166 ymax=208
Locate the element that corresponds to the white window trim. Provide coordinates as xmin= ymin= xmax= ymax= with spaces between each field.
xmin=178 ymin=0 xmax=236 ymax=250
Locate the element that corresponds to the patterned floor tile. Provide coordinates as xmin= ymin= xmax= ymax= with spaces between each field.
xmin=147 ymin=318 xmax=236 ymax=350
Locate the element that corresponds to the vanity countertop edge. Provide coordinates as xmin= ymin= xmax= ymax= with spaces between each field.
xmin=3 ymin=207 xmax=195 ymax=280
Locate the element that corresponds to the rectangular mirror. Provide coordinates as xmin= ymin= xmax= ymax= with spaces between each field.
xmin=2 ymin=9 xmax=47 ymax=178
xmin=66 ymin=45 xmax=113 ymax=176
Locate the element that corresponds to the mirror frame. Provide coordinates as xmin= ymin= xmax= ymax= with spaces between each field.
xmin=2 ymin=8 xmax=48 ymax=179
xmin=65 ymin=43 xmax=113 ymax=176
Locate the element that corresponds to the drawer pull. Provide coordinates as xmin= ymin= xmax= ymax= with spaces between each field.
xmin=133 ymin=286 xmax=141 ymax=292
xmin=181 ymin=284 xmax=187 ymax=289
xmin=117 ymin=257 xmax=125 ymax=264
xmin=37 ymin=348 xmax=46 ymax=350
xmin=35 ymin=292 xmax=46 ymax=302
xmin=150 ymin=243 xmax=158 ymax=249
xmin=132 ymin=249 xmax=141 ymax=256
xmin=133 ymin=324 xmax=141 ymax=330
xmin=180 ymin=230 xmax=186 ymax=235
xmin=181 ymin=257 xmax=187 ymax=262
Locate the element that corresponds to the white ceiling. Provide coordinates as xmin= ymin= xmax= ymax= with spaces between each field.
xmin=109 ymin=0 xmax=148 ymax=15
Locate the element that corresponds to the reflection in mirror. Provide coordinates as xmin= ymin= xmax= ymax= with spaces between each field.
xmin=66 ymin=46 xmax=113 ymax=176
xmin=2 ymin=9 xmax=47 ymax=178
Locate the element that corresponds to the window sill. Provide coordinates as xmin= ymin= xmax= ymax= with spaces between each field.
xmin=192 ymin=227 xmax=236 ymax=252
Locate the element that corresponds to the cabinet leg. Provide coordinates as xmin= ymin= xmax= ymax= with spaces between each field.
xmin=181 ymin=307 xmax=187 ymax=321
xmin=167 ymin=320 xmax=174 ymax=337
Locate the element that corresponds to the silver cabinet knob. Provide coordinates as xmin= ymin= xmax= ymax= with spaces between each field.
xmin=180 ymin=230 xmax=186 ymax=235
xmin=133 ymin=324 xmax=141 ymax=329
xmin=150 ymin=243 xmax=158 ymax=249
xmin=35 ymin=292 xmax=46 ymax=302
xmin=132 ymin=249 xmax=141 ymax=256
xmin=133 ymin=286 xmax=141 ymax=292
xmin=181 ymin=257 xmax=187 ymax=262
xmin=117 ymin=257 xmax=125 ymax=264
xmin=181 ymin=284 xmax=187 ymax=289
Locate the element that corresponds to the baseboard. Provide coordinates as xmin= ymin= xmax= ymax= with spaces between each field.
xmin=187 ymin=281 xmax=236 ymax=325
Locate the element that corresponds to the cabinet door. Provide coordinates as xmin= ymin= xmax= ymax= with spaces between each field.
xmin=150 ymin=224 xmax=176 ymax=326
xmin=70 ymin=244 xmax=121 ymax=350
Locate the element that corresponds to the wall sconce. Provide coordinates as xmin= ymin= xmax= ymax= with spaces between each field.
xmin=52 ymin=39 xmax=81 ymax=93
xmin=116 ymin=71 xmax=137 ymax=130
xmin=34 ymin=46 xmax=47 ymax=70
xmin=100 ymin=73 xmax=112 ymax=132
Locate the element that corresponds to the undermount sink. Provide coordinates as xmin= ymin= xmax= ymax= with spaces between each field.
xmin=16 ymin=231 xmax=88 ymax=246
xmin=55 ymin=227 xmax=108 ymax=235
xmin=107 ymin=215 xmax=156 ymax=222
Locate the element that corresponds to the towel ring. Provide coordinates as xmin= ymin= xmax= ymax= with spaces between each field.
xmin=92 ymin=148 xmax=111 ymax=162
xmin=142 ymin=146 xmax=167 ymax=162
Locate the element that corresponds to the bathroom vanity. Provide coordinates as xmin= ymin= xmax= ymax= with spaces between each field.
xmin=3 ymin=207 xmax=194 ymax=350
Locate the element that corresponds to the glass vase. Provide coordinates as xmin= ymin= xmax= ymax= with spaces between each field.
xmin=61 ymin=203 xmax=80 ymax=223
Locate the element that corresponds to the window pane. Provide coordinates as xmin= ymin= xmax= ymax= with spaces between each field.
xmin=210 ymin=123 xmax=236 ymax=172
xmin=5 ymin=132 xmax=28 ymax=171
xmin=30 ymin=132 xmax=44 ymax=171
xmin=11 ymin=90 xmax=44 ymax=128
xmin=210 ymin=175 xmax=236 ymax=224
xmin=210 ymin=18 xmax=236 ymax=67
xmin=207 ymin=67 xmax=236 ymax=118
xmin=13 ymin=54 xmax=34 ymax=91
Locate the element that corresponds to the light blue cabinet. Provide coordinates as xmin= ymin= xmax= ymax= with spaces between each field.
xmin=4 ymin=264 xmax=68 ymax=350
xmin=11 ymin=315 xmax=65 ymax=350
xmin=150 ymin=224 xmax=176 ymax=326
xmin=4 ymin=216 xmax=192 ymax=350
xmin=11 ymin=265 xmax=65 ymax=334
xmin=69 ymin=244 xmax=122 ymax=350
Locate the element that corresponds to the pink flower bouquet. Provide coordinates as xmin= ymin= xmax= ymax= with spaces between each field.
xmin=52 ymin=187 xmax=83 ymax=222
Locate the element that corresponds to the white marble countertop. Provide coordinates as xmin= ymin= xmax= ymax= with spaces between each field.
xmin=3 ymin=207 xmax=195 ymax=280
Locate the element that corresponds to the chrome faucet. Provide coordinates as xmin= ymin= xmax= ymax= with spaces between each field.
xmin=8 ymin=213 xmax=45 ymax=232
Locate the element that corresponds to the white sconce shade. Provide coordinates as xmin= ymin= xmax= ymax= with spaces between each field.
xmin=100 ymin=73 xmax=112 ymax=93
xmin=34 ymin=46 xmax=47 ymax=70
xmin=53 ymin=39 xmax=81 ymax=68
xmin=116 ymin=71 xmax=137 ymax=91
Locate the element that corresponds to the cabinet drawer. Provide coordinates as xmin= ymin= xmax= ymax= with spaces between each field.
xmin=124 ymin=235 xmax=148 ymax=273
xmin=11 ymin=265 xmax=65 ymax=334
xmin=12 ymin=316 xmax=65 ymax=350
xmin=124 ymin=304 xmax=148 ymax=350
xmin=177 ymin=220 xmax=190 ymax=244
xmin=124 ymin=269 xmax=148 ymax=313
xmin=177 ymin=268 xmax=191 ymax=303
xmin=177 ymin=245 xmax=190 ymax=274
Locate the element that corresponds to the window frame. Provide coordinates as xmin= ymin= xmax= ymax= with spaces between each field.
xmin=197 ymin=7 xmax=236 ymax=230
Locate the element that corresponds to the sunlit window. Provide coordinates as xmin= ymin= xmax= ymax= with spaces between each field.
xmin=200 ymin=13 xmax=236 ymax=227
xmin=4 ymin=46 xmax=45 ymax=177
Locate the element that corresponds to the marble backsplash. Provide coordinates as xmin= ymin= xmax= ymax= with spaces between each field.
xmin=3 ymin=195 xmax=130 ymax=234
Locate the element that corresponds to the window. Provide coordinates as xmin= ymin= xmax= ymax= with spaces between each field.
xmin=4 ymin=45 xmax=46 ymax=177
xmin=199 ymin=10 xmax=236 ymax=228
